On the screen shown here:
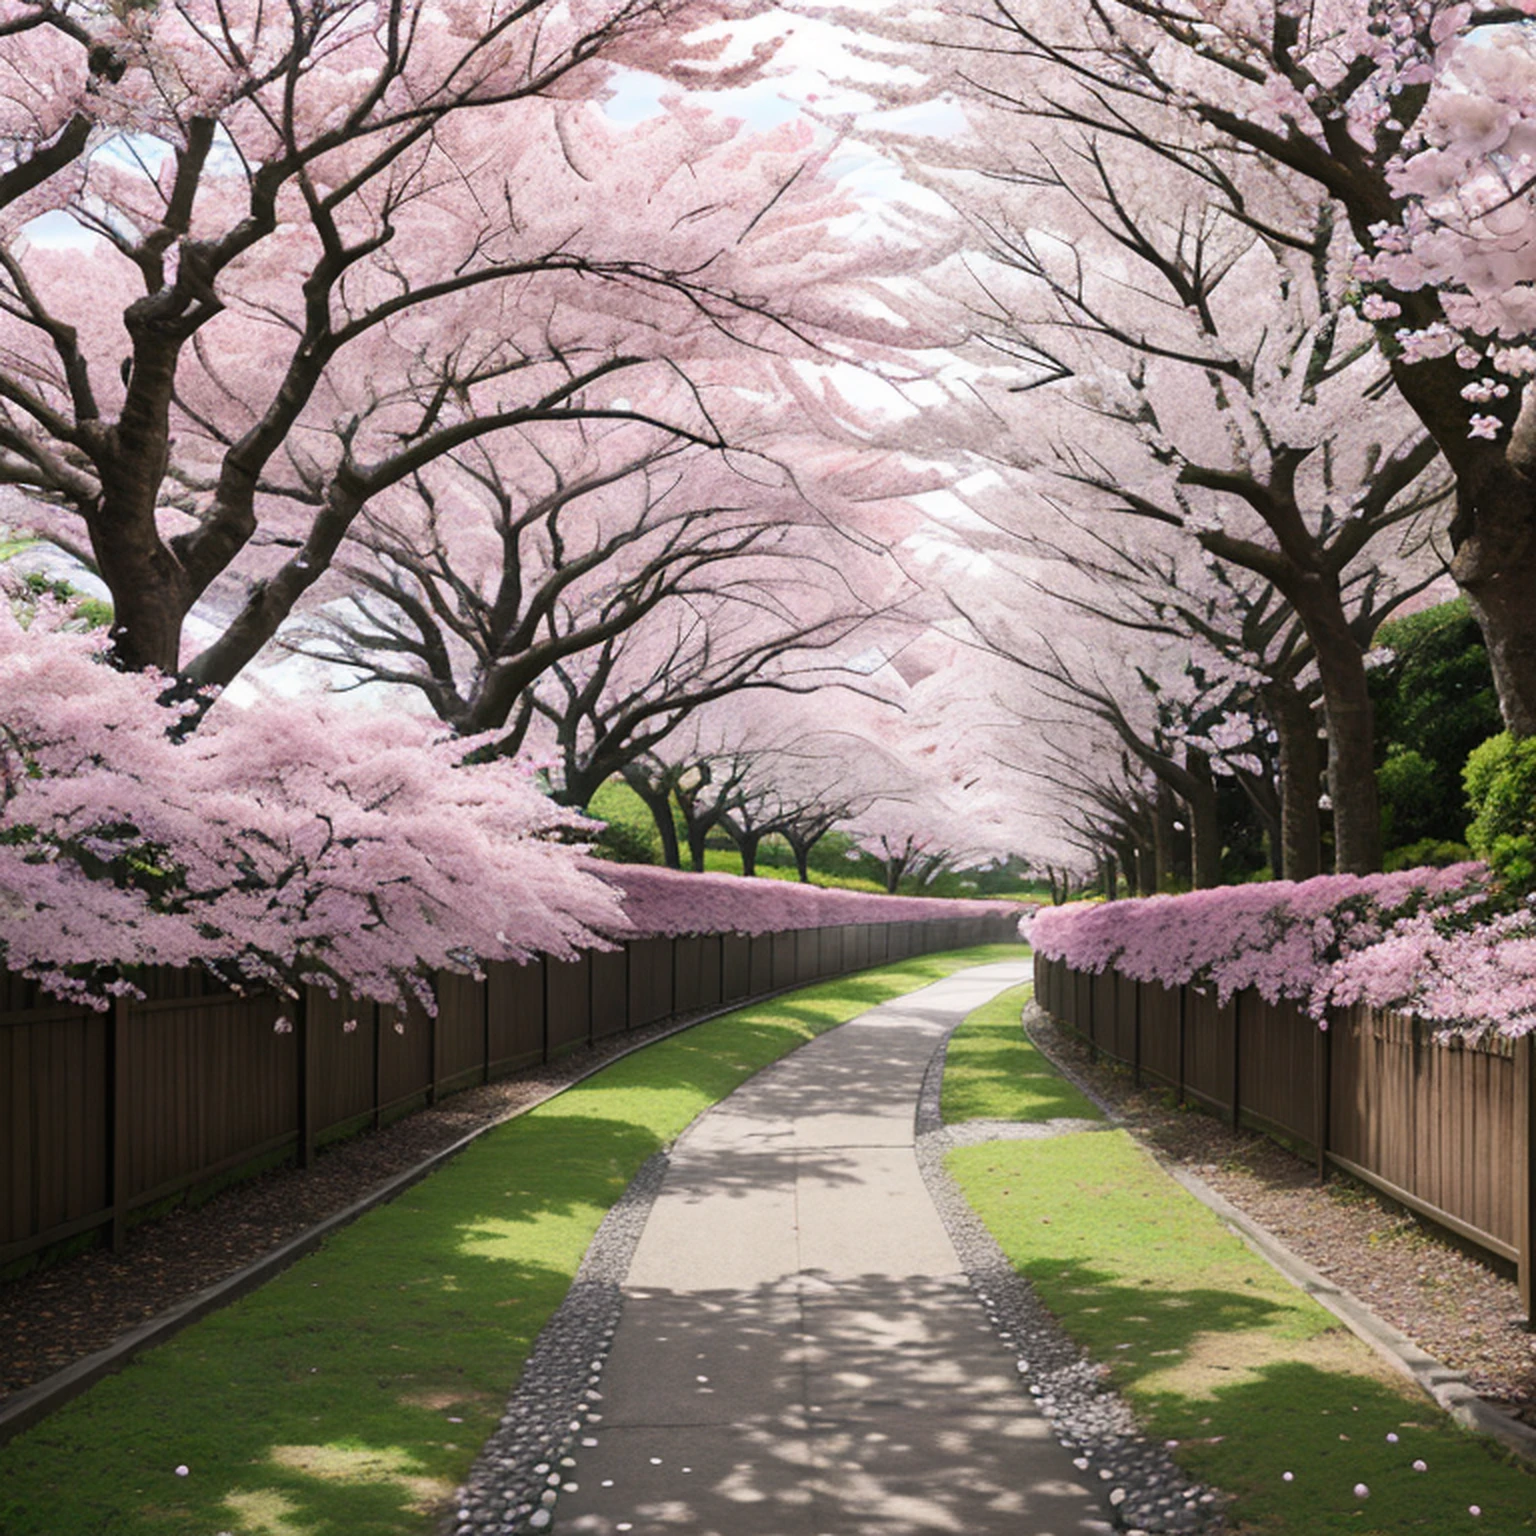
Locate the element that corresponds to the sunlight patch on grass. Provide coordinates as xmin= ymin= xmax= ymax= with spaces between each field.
xmin=1136 ymin=1325 xmax=1404 ymax=1402
xmin=268 ymin=1444 xmax=453 ymax=1510
xmin=222 ymin=1490 xmax=309 ymax=1536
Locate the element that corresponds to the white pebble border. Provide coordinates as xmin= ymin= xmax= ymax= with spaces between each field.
xmin=914 ymin=1026 xmax=1228 ymax=1535
xmin=441 ymin=1152 xmax=669 ymax=1535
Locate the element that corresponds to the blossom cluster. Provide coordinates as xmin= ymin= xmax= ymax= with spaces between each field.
xmin=0 ymin=604 xmax=626 ymax=1012
xmin=1026 ymin=865 xmax=1536 ymax=1035
xmin=592 ymin=862 xmax=1022 ymax=939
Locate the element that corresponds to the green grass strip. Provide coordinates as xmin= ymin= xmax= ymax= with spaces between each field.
xmin=947 ymin=1128 xmax=1536 ymax=1533
xmin=0 ymin=942 xmax=1024 ymax=1536
xmin=940 ymin=979 xmax=1102 ymax=1125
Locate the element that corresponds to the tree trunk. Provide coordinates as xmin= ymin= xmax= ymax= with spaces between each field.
xmin=1390 ymin=359 xmax=1536 ymax=739
xmin=1262 ymin=682 xmax=1323 ymax=881
xmin=1307 ymin=609 xmax=1382 ymax=875
xmin=623 ymin=772 xmax=681 ymax=870
xmin=1132 ymin=838 xmax=1155 ymax=896
xmin=1452 ymin=486 xmax=1536 ymax=738
xmin=1114 ymin=837 xmax=1139 ymax=899
xmin=780 ymin=833 xmax=815 ymax=883
xmin=1184 ymin=748 xmax=1222 ymax=889
xmin=1153 ymin=784 xmax=1178 ymax=890
xmin=737 ymin=831 xmax=761 ymax=878
xmin=1232 ymin=764 xmax=1282 ymax=877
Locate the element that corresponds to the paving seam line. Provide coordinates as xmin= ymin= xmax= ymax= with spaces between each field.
xmin=0 ymin=978 xmax=820 ymax=1448
xmin=1021 ymin=1000 xmax=1536 ymax=1466
xmin=913 ymin=985 xmax=1222 ymax=1535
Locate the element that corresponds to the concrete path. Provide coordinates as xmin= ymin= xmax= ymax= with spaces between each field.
xmin=556 ymin=962 xmax=1114 ymax=1536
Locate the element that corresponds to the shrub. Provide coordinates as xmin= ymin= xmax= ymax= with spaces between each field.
xmin=1463 ymin=732 xmax=1536 ymax=894
xmin=1383 ymin=837 xmax=1472 ymax=873
xmin=587 ymin=819 xmax=659 ymax=865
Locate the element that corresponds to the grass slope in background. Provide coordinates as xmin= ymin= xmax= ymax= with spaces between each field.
xmin=0 ymin=943 xmax=1024 ymax=1536
xmin=942 ymin=995 xmax=1535 ymax=1534
xmin=583 ymin=779 xmax=1038 ymax=899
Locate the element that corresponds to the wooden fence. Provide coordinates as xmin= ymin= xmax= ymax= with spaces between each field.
xmin=0 ymin=915 xmax=1017 ymax=1269
xmin=1034 ymin=953 xmax=1536 ymax=1320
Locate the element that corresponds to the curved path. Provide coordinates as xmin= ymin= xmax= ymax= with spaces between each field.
xmin=554 ymin=961 xmax=1115 ymax=1536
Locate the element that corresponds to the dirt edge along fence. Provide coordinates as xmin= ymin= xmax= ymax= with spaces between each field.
xmin=1033 ymin=953 xmax=1536 ymax=1324
xmin=0 ymin=914 xmax=1019 ymax=1272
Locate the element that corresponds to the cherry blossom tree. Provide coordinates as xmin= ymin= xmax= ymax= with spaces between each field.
xmin=527 ymin=568 xmax=886 ymax=814
xmin=280 ymin=418 xmax=853 ymax=749
xmin=908 ymin=0 xmax=1536 ymax=736
xmin=930 ymin=134 xmax=1451 ymax=872
xmin=0 ymin=1 xmax=920 ymax=688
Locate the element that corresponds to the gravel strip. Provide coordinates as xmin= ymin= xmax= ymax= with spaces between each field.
xmin=914 ymin=1016 xmax=1225 ymax=1534
xmin=1025 ymin=1005 xmax=1536 ymax=1428
xmin=438 ymin=1153 xmax=670 ymax=1536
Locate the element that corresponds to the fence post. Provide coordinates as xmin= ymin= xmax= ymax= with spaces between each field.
xmin=296 ymin=985 xmax=316 ymax=1169
xmin=1315 ymin=1009 xmax=1332 ymax=1184
xmin=1521 ymin=1034 xmax=1535 ymax=1326
xmin=371 ymin=1001 xmax=383 ymax=1131
xmin=1086 ymin=967 xmax=1097 ymax=1063
xmin=623 ymin=943 xmax=634 ymax=1031
xmin=427 ymin=975 xmax=441 ymax=1107
xmin=1230 ymin=991 xmax=1242 ymax=1132
xmin=540 ymin=956 xmax=551 ymax=1064
xmin=1132 ymin=975 xmax=1142 ymax=1089
xmin=107 ymin=996 xmax=129 ymax=1252
xmin=1177 ymin=984 xmax=1187 ymax=1109
xmin=482 ymin=971 xmax=492 ymax=1085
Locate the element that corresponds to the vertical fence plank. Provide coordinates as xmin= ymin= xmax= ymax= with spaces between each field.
xmin=372 ymin=1003 xmax=383 ymax=1131
xmin=1177 ymin=984 xmax=1187 ymax=1108
xmin=1315 ymin=1012 xmax=1331 ymax=1181
xmin=1522 ymin=1035 xmax=1535 ymax=1325
xmin=296 ymin=987 xmax=315 ymax=1170
xmin=427 ymin=981 xmax=441 ymax=1107
xmin=1231 ymin=990 xmax=1242 ymax=1132
xmin=108 ymin=998 xmax=128 ymax=1252
xmin=1132 ymin=975 xmax=1142 ymax=1088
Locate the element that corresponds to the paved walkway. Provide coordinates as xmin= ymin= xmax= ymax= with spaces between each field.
xmin=556 ymin=962 xmax=1115 ymax=1536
